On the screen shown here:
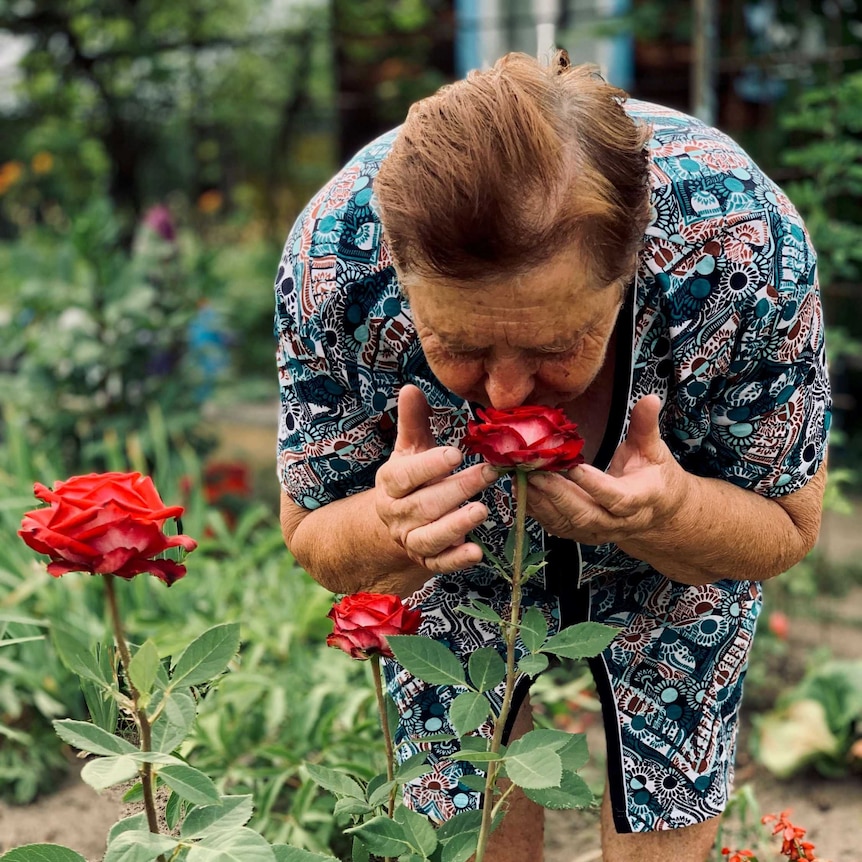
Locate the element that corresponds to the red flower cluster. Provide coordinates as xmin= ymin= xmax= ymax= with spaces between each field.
xmin=722 ymin=849 xmax=757 ymax=862
xmin=327 ymin=592 xmax=422 ymax=660
xmin=462 ymin=405 xmax=585 ymax=472
xmin=762 ymin=811 xmax=820 ymax=861
xmin=19 ymin=472 xmax=197 ymax=586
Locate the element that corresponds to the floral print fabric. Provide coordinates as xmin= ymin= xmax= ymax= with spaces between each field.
xmin=274 ymin=100 xmax=831 ymax=832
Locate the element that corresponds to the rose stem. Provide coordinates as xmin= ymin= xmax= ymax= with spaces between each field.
xmin=475 ymin=468 xmax=528 ymax=862
xmin=371 ymin=654 xmax=397 ymax=813
xmin=104 ymin=574 xmax=165 ymax=855
xmin=371 ymin=653 xmax=396 ymax=862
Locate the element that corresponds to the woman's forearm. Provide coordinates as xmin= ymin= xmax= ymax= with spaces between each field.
xmin=280 ymin=490 xmax=433 ymax=597
xmin=617 ymin=463 xmax=827 ymax=586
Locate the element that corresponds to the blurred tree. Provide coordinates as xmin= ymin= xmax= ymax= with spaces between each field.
xmin=0 ymin=0 xmax=335 ymax=240
xmin=332 ymin=0 xmax=454 ymax=163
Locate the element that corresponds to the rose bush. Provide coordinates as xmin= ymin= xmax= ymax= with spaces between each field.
xmin=326 ymin=592 xmax=422 ymax=659
xmin=462 ymin=405 xmax=585 ymax=471
xmin=18 ymin=471 xmax=197 ymax=585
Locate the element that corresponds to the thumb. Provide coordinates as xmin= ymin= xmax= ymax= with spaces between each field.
xmin=394 ymin=384 xmax=436 ymax=455
xmin=626 ymin=394 xmax=663 ymax=452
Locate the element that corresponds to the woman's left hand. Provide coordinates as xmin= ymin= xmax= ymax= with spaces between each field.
xmin=525 ymin=395 xmax=693 ymax=546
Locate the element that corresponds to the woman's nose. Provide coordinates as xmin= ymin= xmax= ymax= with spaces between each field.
xmin=482 ymin=356 xmax=534 ymax=409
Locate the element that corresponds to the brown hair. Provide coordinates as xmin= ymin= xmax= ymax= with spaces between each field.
xmin=373 ymin=50 xmax=652 ymax=287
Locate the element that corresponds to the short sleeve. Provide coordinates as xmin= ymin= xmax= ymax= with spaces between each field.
xmin=274 ymin=146 xmax=405 ymax=510
xmin=663 ymin=210 xmax=831 ymax=497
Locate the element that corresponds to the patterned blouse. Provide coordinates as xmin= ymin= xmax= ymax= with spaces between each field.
xmin=274 ymin=99 xmax=831 ymax=584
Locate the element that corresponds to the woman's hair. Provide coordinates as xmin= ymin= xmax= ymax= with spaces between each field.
xmin=373 ymin=50 xmax=652 ymax=287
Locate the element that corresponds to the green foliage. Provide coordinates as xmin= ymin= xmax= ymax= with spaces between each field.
xmin=753 ymin=657 xmax=862 ymax=779
xmin=780 ymin=71 xmax=862 ymax=288
xmin=0 ymin=198 xmax=218 ymax=472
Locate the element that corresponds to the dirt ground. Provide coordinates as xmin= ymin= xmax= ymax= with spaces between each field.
xmin=1 ymin=414 xmax=860 ymax=860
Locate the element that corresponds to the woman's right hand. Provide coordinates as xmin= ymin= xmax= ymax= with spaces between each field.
xmin=374 ymin=385 xmax=494 ymax=574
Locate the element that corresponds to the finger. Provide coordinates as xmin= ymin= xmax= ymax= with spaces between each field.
xmin=567 ymin=465 xmax=641 ymax=517
xmin=526 ymin=472 xmax=604 ymax=535
xmin=425 ymin=540 xmax=487 ymax=574
xmin=405 ymin=501 xmax=488 ymax=560
xmin=402 ymin=462 xmax=494 ymax=519
xmin=394 ymin=384 xmax=436 ymax=455
xmin=381 ymin=451 xmax=487 ymax=501
xmin=626 ymin=394 xmax=663 ymax=453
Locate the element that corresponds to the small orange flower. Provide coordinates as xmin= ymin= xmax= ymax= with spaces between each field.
xmin=196 ymin=189 xmax=223 ymax=214
xmin=0 ymin=160 xmax=24 ymax=194
xmin=767 ymin=610 xmax=790 ymax=640
xmin=31 ymin=151 xmax=53 ymax=174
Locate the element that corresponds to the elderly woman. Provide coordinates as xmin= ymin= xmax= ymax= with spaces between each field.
xmin=274 ymin=52 xmax=830 ymax=862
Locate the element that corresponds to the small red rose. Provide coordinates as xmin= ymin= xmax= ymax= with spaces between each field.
xmin=462 ymin=405 xmax=585 ymax=471
xmin=326 ymin=592 xmax=422 ymax=660
xmin=19 ymin=471 xmax=197 ymax=586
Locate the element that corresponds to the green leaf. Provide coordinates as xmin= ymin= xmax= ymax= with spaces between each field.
xmin=541 ymin=622 xmax=617 ymax=660
xmin=502 ymin=737 xmax=563 ymax=790
xmin=181 ymin=795 xmax=254 ymax=838
xmin=523 ymin=770 xmax=594 ymax=809
xmin=187 ymin=827 xmax=276 ymax=862
xmin=395 ymin=806 xmax=438 ymax=858
xmin=517 ymin=653 xmax=549 ymax=677
xmin=159 ymin=763 xmax=220 ymax=805
xmin=558 ymin=734 xmax=589 ymax=773
xmin=108 ymin=812 xmax=148 ymax=842
xmin=103 ymin=831 xmax=178 ymax=862
xmin=51 ymin=624 xmax=105 ymax=686
xmin=435 ymin=809 xmax=482 ymax=842
xmin=272 ymin=848 xmax=340 ymax=862
xmin=449 ymin=691 xmax=491 ymax=737
xmin=387 ymin=635 xmax=466 ymax=687
xmin=0 ymin=847 xmax=88 ymax=862
xmin=304 ymin=762 xmax=366 ymax=800
xmin=519 ymin=608 xmax=548 ymax=653
xmin=454 ymin=600 xmax=503 ymax=624
xmin=456 ymin=774 xmax=486 ymax=792
xmin=81 ymin=754 xmax=139 ymax=790
xmin=366 ymin=778 xmax=395 ymax=809
xmin=333 ymin=796 xmax=372 ymax=819
xmin=81 ymin=643 xmax=118 ymax=733
xmin=170 ymin=623 xmax=240 ymax=689
xmin=467 ymin=647 xmax=505 ymax=693
xmin=351 ymin=837 xmax=370 ymax=862
xmin=394 ymin=751 xmax=429 ymax=783
xmin=122 ymin=783 xmax=144 ymax=803
xmin=52 ymin=719 xmax=138 ymax=757
xmin=128 ymin=639 xmax=160 ymax=699
xmin=150 ymin=690 xmax=196 ymax=753
xmin=165 ymin=789 xmax=183 ymax=831
xmin=346 ymin=815 xmax=412 ymax=857
xmin=441 ymin=832 xmax=478 ymax=862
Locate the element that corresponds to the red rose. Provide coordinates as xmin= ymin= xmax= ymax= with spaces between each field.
xmin=462 ymin=405 xmax=585 ymax=471
xmin=19 ymin=472 xmax=197 ymax=586
xmin=326 ymin=592 xmax=422 ymax=660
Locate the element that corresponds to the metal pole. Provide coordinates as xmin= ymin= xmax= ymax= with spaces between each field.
xmin=691 ymin=0 xmax=718 ymax=125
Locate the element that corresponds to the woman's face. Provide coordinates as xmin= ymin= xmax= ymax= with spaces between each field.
xmin=403 ymin=251 xmax=627 ymax=410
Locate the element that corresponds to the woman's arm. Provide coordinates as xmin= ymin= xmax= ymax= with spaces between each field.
xmin=525 ymin=395 xmax=827 ymax=586
xmin=280 ymin=385 xmax=493 ymax=597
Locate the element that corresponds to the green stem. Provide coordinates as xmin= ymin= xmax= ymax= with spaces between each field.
xmin=474 ymin=469 xmax=528 ymax=862
xmin=104 ymin=575 xmax=165 ymax=860
xmin=371 ymin=654 xmax=397 ymax=816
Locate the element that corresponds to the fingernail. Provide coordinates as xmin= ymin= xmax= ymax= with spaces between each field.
xmin=444 ymin=447 xmax=462 ymax=466
xmin=528 ymin=473 xmax=548 ymax=489
xmin=481 ymin=465 xmax=497 ymax=483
